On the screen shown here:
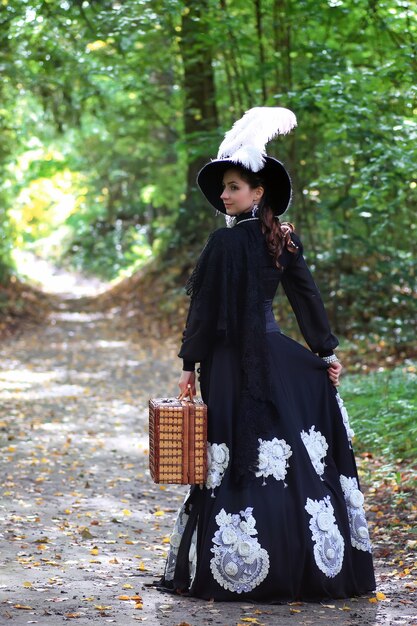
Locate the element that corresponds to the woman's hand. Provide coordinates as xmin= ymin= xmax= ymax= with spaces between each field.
xmin=327 ymin=361 xmax=342 ymax=386
xmin=178 ymin=370 xmax=196 ymax=399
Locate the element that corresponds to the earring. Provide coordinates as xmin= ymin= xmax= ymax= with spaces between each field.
xmin=251 ymin=203 xmax=259 ymax=217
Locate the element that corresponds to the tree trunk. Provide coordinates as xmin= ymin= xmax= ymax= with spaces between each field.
xmin=0 ymin=30 xmax=15 ymax=283
xmin=219 ymin=0 xmax=253 ymax=113
xmin=254 ymin=0 xmax=267 ymax=103
xmin=175 ymin=0 xmax=219 ymax=244
xmin=273 ymin=0 xmax=292 ymax=89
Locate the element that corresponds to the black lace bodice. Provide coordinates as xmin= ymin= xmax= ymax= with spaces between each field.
xmin=180 ymin=217 xmax=338 ymax=369
xmin=178 ymin=217 xmax=338 ymax=481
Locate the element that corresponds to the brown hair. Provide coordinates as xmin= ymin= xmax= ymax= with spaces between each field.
xmin=233 ymin=165 xmax=298 ymax=268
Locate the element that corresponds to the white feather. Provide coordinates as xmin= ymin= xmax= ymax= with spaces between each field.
xmin=228 ymin=145 xmax=265 ymax=172
xmin=217 ymin=107 xmax=297 ymax=172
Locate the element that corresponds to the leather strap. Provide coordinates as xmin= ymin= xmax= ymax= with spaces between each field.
xmin=182 ymin=400 xmax=190 ymax=483
xmin=188 ymin=400 xmax=196 ymax=482
xmin=178 ymin=383 xmax=195 ymax=402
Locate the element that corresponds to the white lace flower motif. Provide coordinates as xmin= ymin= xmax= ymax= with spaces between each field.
xmin=189 ymin=527 xmax=198 ymax=585
xmin=206 ymin=442 xmax=230 ymax=496
xmin=254 ymin=437 xmax=292 ymax=486
xmin=300 ymin=426 xmax=328 ymax=478
xmin=340 ymin=475 xmax=372 ymax=552
xmin=305 ymin=495 xmax=344 ymax=578
xmin=210 ymin=507 xmax=270 ymax=593
xmin=335 ymin=392 xmax=355 ymax=444
xmin=222 ymin=527 xmax=238 ymax=546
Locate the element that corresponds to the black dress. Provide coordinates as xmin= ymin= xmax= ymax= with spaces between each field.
xmin=160 ymin=213 xmax=376 ymax=602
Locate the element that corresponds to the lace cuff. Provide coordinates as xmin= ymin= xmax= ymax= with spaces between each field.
xmin=321 ymin=354 xmax=339 ymax=365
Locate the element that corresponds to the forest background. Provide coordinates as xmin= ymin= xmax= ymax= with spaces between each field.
xmin=1 ymin=7 xmax=416 ymax=614
xmin=0 ymin=0 xmax=416 ymax=351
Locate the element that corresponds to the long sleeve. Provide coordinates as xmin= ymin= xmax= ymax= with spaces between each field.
xmin=179 ymin=305 xmax=215 ymax=369
xmin=281 ymin=236 xmax=339 ymax=356
xmin=178 ymin=229 xmax=232 ymax=368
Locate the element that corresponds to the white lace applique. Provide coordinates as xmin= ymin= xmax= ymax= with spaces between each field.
xmin=340 ymin=475 xmax=372 ymax=552
xmin=210 ymin=507 xmax=270 ymax=593
xmin=189 ymin=526 xmax=198 ymax=585
xmin=301 ymin=426 xmax=328 ymax=478
xmin=335 ymin=393 xmax=355 ymax=444
xmin=254 ymin=437 xmax=292 ymax=486
xmin=164 ymin=491 xmax=191 ymax=581
xmin=206 ymin=442 xmax=230 ymax=496
xmin=305 ymin=495 xmax=344 ymax=578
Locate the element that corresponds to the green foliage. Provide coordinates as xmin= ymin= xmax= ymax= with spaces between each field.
xmin=0 ymin=0 xmax=415 ymax=344
xmin=0 ymin=212 xmax=15 ymax=283
xmin=343 ymin=364 xmax=417 ymax=462
xmin=64 ymin=208 xmax=152 ymax=279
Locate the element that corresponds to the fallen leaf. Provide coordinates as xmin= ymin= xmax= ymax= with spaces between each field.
xmin=80 ymin=528 xmax=95 ymax=540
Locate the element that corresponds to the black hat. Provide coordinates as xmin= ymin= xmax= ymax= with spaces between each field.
xmin=197 ymin=156 xmax=292 ymax=216
xmin=196 ymin=106 xmax=297 ymax=217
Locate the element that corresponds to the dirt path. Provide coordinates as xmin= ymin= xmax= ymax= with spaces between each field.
xmin=0 ymin=294 xmax=416 ymax=625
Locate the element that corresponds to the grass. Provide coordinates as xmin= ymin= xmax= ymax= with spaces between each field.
xmin=342 ymin=361 xmax=417 ymax=464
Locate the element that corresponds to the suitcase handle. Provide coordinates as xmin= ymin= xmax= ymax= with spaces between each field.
xmin=178 ymin=383 xmax=195 ymax=403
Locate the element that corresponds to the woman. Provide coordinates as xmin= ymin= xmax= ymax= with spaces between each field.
xmin=160 ymin=108 xmax=376 ymax=601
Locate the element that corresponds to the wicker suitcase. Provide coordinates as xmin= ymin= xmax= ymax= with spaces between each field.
xmin=149 ymin=394 xmax=207 ymax=485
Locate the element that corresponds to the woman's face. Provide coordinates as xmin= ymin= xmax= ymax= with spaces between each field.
xmin=220 ymin=169 xmax=264 ymax=216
